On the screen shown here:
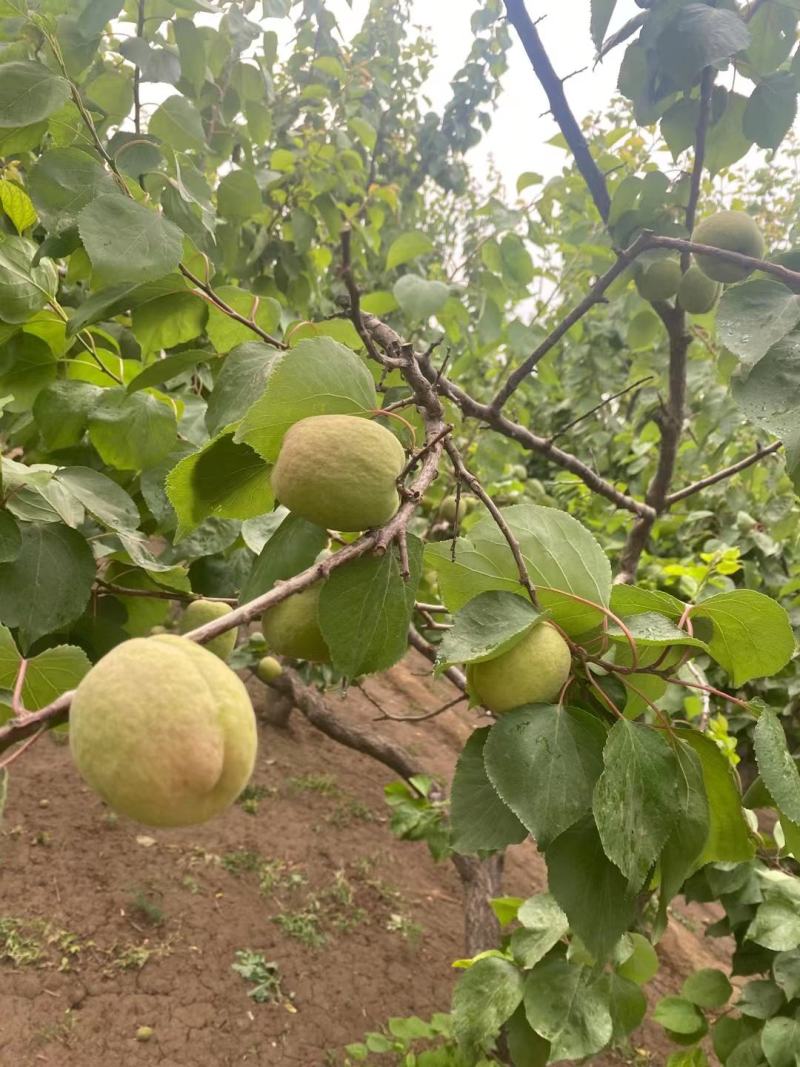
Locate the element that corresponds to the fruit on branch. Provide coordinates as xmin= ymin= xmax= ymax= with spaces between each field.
xmin=261 ymin=583 xmax=330 ymax=663
xmin=677 ymin=266 xmax=721 ymax=314
xmin=271 ymin=414 xmax=406 ymax=531
xmin=179 ymin=599 xmax=238 ymax=660
xmin=466 ymin=621 xmax=572 ymax=714
xmin=692 ymin=211 xmax=765 ymax=283
xmin=440 ymin=495 xmax=467 ymax=523
xmin=69 ymin=635 xmax=257 ymax=828
xmin=256 ymin=655 xmax=283 ymax=682
xmin=634 ymin=257 xmax=682 ymax=301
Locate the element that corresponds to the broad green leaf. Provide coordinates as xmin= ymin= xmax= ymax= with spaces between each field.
xmin=450 ymin=727 xmax=528 ymax=854
xmin=88 ymin=388 xmax=178 ymax=470
xmin=677 ymin=729 xmax=755 ymax=864
xmin=607 ymin=611 xmax=708 ymax=652
xmin=705 ymin=92 xmax=751 ymax=175
xmin=524 ymin=959 xmax=612 ymax=1061
xmin=240 ymin=512 xmax=327 ymax=604
xmin=217 ymin=169 xmax=262 ymax=220
xmin=627 ymin=308 xmax=660 ymax=350
xmin=54 ymin=466 xmax=140 ymax=531
xmin=205 ymin=286 xmax=282 ymax=352
xmin=615 ymin=932 xmax=659 ymax=985
xmin=0 ymin=333 xmax=56 ymax=410
xmin=28 ymin=148 xmax=117 ymax=233
xmin=690 ymin=590 xmax=794 ymax=686
xmin=318 ymin=537 xmax=422 ymax=677
xmin=590 ymin=0 xmax=617 ymax=49
xmin=732 ymin=330 xmax=800 ymax=486
xmin=65 ymin=275 xmax=187 ymax=335
xmin=393 ymin=273 xmax=450 ymax=319
xmin=235 ymin=337 xmax=376 ymax=461
xmin=666 ymin=1050 xmax=710 ymax=1067
xmin=386 ymin=231 xmax=433 ymax=270
xmin=773 ymin=950 xmax=800 ymax=1000
xmin=437 ymin=590 xmax=539 ymax=669
xmin=610 ymin=585 xmax=684 ymax=619
xmin=166 ymin=433 xmax=273 ymax=540
xmin=452 ymin=956 xmax=524 ymax=1058
xmin=0 ymin=522 xmax=95 ymax=649
xmin=737 ymin=978 xmax=785 ymax=1020
xmin=33 ymin=380 xmax=100 ymax=449
xmin=127 ymin=349 xmax=210 ymax=395
xmin=0 ymin=62 xmax=69 ymax=127
xmin=500 ymin=234 xmax=534 ymax=286
xmin=546 ymin=815 xmax=636 ymax=961
xmin=78 ymin=0 xmax=125 ymax=35
xmin=718 ymin=281 xmax=800 ymax=367
xmin=747 ymin=900 xmax=800 ymax=952
xmin=0 ymin=511 xmax=20 ymax=563
xmin=682 ymin=969 xmax=732 ymax=1010
xmin=78 ymin=195 xmax=183 ymax=285
xmin=20 ymin=643 xmax=91 ymax=710
xmin=652 ymin=996 xmax=706 ymax=1035
xmin=428 ymin=504 xmax=612 ymax=636
xmin=131 ymin=293 xmax=207 ymax=354
xmin=744 ymin=2 xmax=797 ymax=76
xmin=0 ymin=236 xmax=57 ymax=322
xmin=761 ymin=1018 xmax=800 ymax=1067
xmin=0 ymin=180 xmax=35 ymax=234
xmin=656 ymin=7 xmax=750 ymax=87
xmin=506 ymin=1006 xmax=550 ymax=1067
xmin=510 ymin=893 xmax=569 ymax=968
xmin=205 ymin=342 xmax=276 ymax=437
xmin=743 ymin=74 xmax=797 ymax=152
xmin=593 ymin=720 xmax=681 ymax=889
xmin=484 ymin=704 xmax=607 ymax=847
xmin=609 ymin=973 xmax=647 ymax=1042
xmin=148 ymin=95 xmax=205 ymax=152
xmin=754 ymin=709 xmax=800 ymax=824
xmin=661 ymin=97 xmax=700 ymax=160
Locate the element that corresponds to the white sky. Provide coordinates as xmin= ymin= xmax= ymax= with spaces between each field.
xmin=317 ymin=0 xmax=643 ymax=194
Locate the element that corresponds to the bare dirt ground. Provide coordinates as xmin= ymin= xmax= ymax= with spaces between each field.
xmin=0 ymin=652 xmax=731 ymax=1066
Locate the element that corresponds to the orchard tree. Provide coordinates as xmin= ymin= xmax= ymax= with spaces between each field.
xmin=0 ymin=0 xmax=799 ymax=1064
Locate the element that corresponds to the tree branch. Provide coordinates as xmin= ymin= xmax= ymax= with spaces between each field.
xmin=683 ymin=67 xmax=715 ymax=270
xmin=648 ymin=235 xmax=800 ymax=292
xmin=666 ymin=441 xmax=782 ymax=505
xmin=503 ymin=0 xmax=610 ymax=222
xmin=408 ymin=626 xmax=467 ymax=693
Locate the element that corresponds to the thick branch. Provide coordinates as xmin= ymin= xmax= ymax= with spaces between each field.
xmin=504 ymin=0 xmax=610 ymax=222
xmin=666 ymin=441 xmax=782 ymax=505
xmin=649 ymin=235 xmax=800 ymax=292
xmin=408 ymin=626 xmax=467 ymax=692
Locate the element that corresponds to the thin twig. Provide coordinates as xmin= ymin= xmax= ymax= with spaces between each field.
xmin=373 ymin=693 xmax=468 ymax=723
xmin=340 ymin=227 xmax=383 ymax=363
xmin=96 ymin=581 xmax=237 ymax=605
xmin=666 ymin=441 xmax=782 ymax=505
xmin=683 ymin=68 xmax=715 ymax=271
xmin=11 ymin=659 xmax=28 ymax=717
xmin=133 ymin=0 xmax=145 ymax=136
xmin=548 ymin=376 xmax=654 ymax=443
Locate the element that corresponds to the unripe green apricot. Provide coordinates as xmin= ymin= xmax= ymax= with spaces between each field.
xmin=677 ymin=266 xmax=721 ymax=314
xmin=261 ymin=584 xmax=330 ymax=663
xmin=69 ymin=635 xmax=257 ymax=828
xmin=635 ymin=258 xmax=682 ymax=301
xmin=272 ymin=414 xmax=406 ymax=532
xmin=440 ymin=495 xmax=466 ymax=523
xmin=256 ymin=655 xmax=283 ymax=683
xmin=467 ymin=622 xmax=572 ymax=715
xmin=179 ymin=599 xmax=238 ymax=661
xmin=692 ymin=211 xmax=764 ymax=283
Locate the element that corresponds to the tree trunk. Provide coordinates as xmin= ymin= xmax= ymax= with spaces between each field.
xmin=451 ymin=852 xmax=505 ymax=956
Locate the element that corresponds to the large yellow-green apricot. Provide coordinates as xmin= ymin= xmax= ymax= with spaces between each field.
xmin=635 ymin=258 xmax=682 ymax=301
xmin=467 ymin=622 xmax=572 ymax=714
xmin=69 ymin=635 xmax=257 ymax=828
xmin=692 ymin=211 xmax=765 ymax=283
xmin=677 ymin=266 xmax=722 ymax=315
xmin=261 ymin=583 xmax=330 ymax=663
xmin=178 ymin=599 xmax=238 ymax=661
xmin=271 ymin=414 xmax=406 ymax=532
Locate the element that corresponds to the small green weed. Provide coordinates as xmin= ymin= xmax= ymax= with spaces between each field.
xmin=0 ymin=917 xmax=45 ymax=966
xmin=289 ymin=773 xmax=339 ymax=795
xmin=274 ymin=906 xmax=327 ymax=948
xmin=236 ymin=783 xmax=272 ymax=815
xmin=221 ymin=849 xmax=263 ymax=876
xmin=129 ymin=890 xmax=164 ymax=927
xmin=232 ymin=950 xmax=284 ymax=1003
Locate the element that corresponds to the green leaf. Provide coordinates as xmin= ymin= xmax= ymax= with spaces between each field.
xmin=653 ymin=996 xmax=706 ymax=1035
xmin=318 ymin=538 xmax=422 ymax=677
xmin=761 ymin=1017 xmax=800 ymax=1067
xmin=20 ymin=643 xmax=91 ymax=710
xmin=78 ymin=0 xmax=125 ymax=35
xmin=627 ymin=309 xmax=661 ymax=350
xmin=131 ymin=293 xmax=207 ymax=354
xmin=705 ymin=92 xmax=751 ymax=174
xmin=0 ymin=511 xmax=20 ymax=563
xmin=0 ymin=522 xmax=95 ymax=649
xmin=661 ymin=98 xmax=700 ymax=160
xmin=450 ymin=727 xmax=528 ymax=854
xmin=656 ymin=7 xmax=750 ymax=87
xmin=546 ymin=815 xmax=636 ymax=961
xmin=754 ymin=709 xmax=800 ymax=825
xmin=166 ymin=433 xmax=273 ymax=540
xmin=205 ymin=342 xmax=276 ymax=437
xmin=743 ymin=74 xmax=797 ymax=152
xmin=452 ymin=956 xmax=524 ymax=1058
xmin=738 ymin=978 xmax=785 ymax=1020
xmin=78 ymin=195 xmax=183 ymax=285
xmin=393 ymin=274 xmax=450 ymax=319
xmin=510 ymin=893 xmax=569 ymax=968
xmin=590 ymin=0 xmax=617 ymax=50
xmin=437 ymin=591 xmax=540 ymax=670
xmin=484 ymin=705 xmax=607 ymax=847
xmin=744 ymin=3 xmax=797 ymax=76
xmin=773 ymin=950 xmax=800 ymax=1000
xmin=88 ymin=388 xmax=178 ymax=470
xmin=427 ymin=504 xmax=612 ymax=636
xmin=682 ymin=969 xmax=732 ymax=1011
xmin=148 ymin=95 xmax=205 ymax=152
xmin=607 ymin=611 xmax=708 ymax=652
xmin=28 ymin=148 xmax=117 ymax=233
xmin=235 ymin=337 xmax=376 ymax=462
xmin=610 ymin=585 xmax=684 ymax=620
xmin=677 ymin=729 xmax=755 ymax=864
xmin=666 ymin=1051 xmax=710 ymax=1067
xmin=615 ymin=932 xmax=659 ymax=985
xmin=506 ymin=1006 xmax=550 ymax=1067
xmin=690 ymin=590 xmax=795 ymax=686
xmin=501 ymin=234 xmax=534 ymax=286
xmin=0 ymin=236 xmax=57 ymax=322
xmin=205 ymin=287 xmax=281 ymax=353
xmin=0 ymin=333 xmax=56 ymax=411
xmin=718 ymin=281 xmax=800 ymax=367
xmin=0 ymin=62 xmax=69 ymax=127
xmin=65 ymin=276 xmax=185 ymax=335
xmin=608 ymin=973 xmax=647 ymax=1042
xmin=217 ymin=169 xmax=262 ymax=220
xmin=54 ymin=467 xmax=139 ymax=531
xmin=748 ymin=899 xmax=800 ymax=952
xmin=240 ymin=512 xmax=327 ymax=604
xmin=0 ymin=180 xmax=36 ymax=234
xmin=386 ymin=231 xmax=434 ymax=270
xmin=33 ymin=380 xmax=100 ymax=450
xmin=524 ymin=959 xmax=612 ymax=1061
xmin=127 ymin=349 xmax=209 ymax=395
xmin=593 ymin=720 xmax=680 ymax=889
